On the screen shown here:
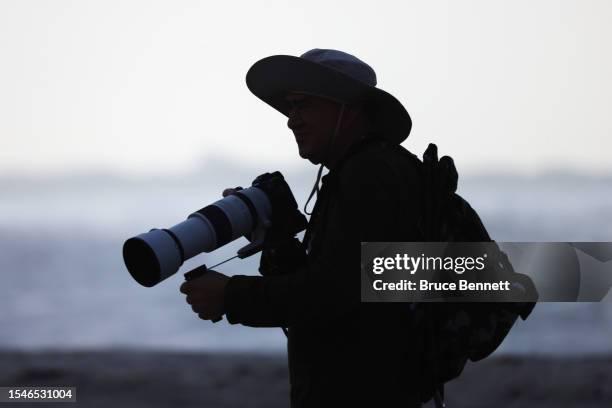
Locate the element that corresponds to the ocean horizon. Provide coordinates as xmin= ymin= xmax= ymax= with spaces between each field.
xmin=1 ymin=166 xmax=611 ymax=354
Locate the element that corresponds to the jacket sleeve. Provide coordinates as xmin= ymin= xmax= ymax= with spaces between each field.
xmin=258 ymin=237 xmax=308 ymax=277
xmin=223 ymin=155 xmax=421 ymax=327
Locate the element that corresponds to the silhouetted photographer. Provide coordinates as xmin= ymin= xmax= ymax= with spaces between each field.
xmin=179 ymin=49 xmax=428 ymax=407
xmin=124 ymin=49 xmax=537 ymax=408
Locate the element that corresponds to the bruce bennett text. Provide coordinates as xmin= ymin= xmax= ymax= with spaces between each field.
xmin=372 ymin=280 xmax=511 ymax=292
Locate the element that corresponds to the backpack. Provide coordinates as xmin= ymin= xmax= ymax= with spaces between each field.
xmin=408 ymin=143 xmax=537 ymax=406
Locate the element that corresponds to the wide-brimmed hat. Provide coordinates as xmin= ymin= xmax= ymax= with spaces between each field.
xmin=246 ymin=48 xmax=412 ymax=145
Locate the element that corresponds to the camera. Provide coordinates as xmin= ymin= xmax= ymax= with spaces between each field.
xmin=123 ymin=171 xmax=307 ymax=287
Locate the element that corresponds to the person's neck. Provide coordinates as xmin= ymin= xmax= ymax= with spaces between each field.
xmin=323 ymin=130 xmax=370 ymax=170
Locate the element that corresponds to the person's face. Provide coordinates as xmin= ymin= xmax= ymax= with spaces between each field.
xmin=286 ymin=92 xmax=342 ymax=164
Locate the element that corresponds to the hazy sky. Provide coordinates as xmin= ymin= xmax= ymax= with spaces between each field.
xmin=1 ymin=0 xmax=611 ymax=175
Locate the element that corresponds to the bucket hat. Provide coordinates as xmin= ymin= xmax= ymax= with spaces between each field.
xmin=246 ymin=48 xmax=412 ymax=144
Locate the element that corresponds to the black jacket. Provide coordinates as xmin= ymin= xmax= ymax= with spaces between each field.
xmin=225 ymin=137 xmax=425 ymax=407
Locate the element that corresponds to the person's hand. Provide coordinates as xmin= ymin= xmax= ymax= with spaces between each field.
xmin=179 ymin=270 xmax=229 ymax=321
xmin=222 ymin=186 xmax=243 ymax=197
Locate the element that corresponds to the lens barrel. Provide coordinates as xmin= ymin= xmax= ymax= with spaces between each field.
xmin=123 ymin=185 xmax=271 ymax=286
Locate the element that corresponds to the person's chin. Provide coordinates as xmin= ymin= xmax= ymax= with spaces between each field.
xmin=299 ymin=150 xmax=322 ymax=165
xmin=298 ymin=147 xmax=315 ymax=161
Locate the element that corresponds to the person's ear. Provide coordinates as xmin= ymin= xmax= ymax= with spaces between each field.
xmin=342 ymin=102 xmax=369 ymax=129
xmin=341 ymin=102 xmax=359 ymax=124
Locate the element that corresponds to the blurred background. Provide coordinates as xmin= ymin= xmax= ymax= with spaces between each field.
xmin=1 ymin=1 xmax=611 ymax=407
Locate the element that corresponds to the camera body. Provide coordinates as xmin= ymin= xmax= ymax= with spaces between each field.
xmin=123 ymin=171 xmax=307 ymax=287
